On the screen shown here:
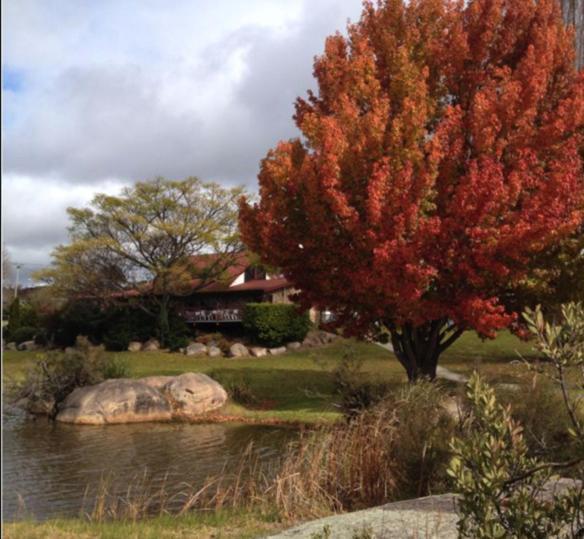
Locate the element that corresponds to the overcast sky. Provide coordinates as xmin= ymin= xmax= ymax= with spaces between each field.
xmin=1 ymin=0 xmax=363 ymax=285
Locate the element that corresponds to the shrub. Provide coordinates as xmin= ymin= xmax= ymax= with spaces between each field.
xmin=101 ymin=355 xmax=130 ymax=379
xmin=497 ymin=374 xmax=577 ymax=464
xmin=10 ymin=326 xmax=38 ymax=345
xmin=332 ymin=345 xmax=390 ymax=419
xmin=243 ymin=303 xmax=310 ymax=347
xmin=163 ymin=314 xmax=192 ymax=351
xmin=16 ymin=336 xmax=129 ymax=418
xmin=448 ymin=374 xmax=581 ymax=538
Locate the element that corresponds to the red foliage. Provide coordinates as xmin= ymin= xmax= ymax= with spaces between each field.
xmin=240 ymin=0 xmax=584 ymax=344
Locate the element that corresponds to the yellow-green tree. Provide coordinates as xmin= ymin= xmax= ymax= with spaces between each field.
xmin=37 ymin=177 xmax=243 ymax=344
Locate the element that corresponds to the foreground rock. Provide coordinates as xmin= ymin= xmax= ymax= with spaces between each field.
xmin=56 ymin=373 xmax=227 ymax=425
xmin=268 ymin=494 xmax=458 ymax=538
xmin=268 ymin=478 xmax=582 ymax=538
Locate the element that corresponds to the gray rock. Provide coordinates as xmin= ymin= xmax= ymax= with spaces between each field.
xmin=302 ymin=330 xmax=339 ymax=348
xmin=207 ymin=346 xmax=222 ymax=358
xmin=267 ymin=494 xmax=458 ymax=538
xmin=56 ymin=379 xmax=173 ymax=425
xmin=142 ymin=339 xmax=160 ymax=352
xmin=17 ymin=340 xmax=37 ymax=351
xmin=229 ymin=343 xmax=249 ymax=357
xmin=64 ymin=346 xmax=76 ymax=355
xmin=5 ymin=342 xmax=17 ymax=351
xmin=250 ymin=346 xmax=268 ymax=357
xmin=286 ymin=341 xmax=302 ymax=350
xmin=163 ymin=373 xmax=227 ymax=417
xmin=128 ymin=341 xmax=142 ymax=352
xmin=269 ymin=346 xmax=287 ymax=355
xmin=185 ymin=342 xmax=207 ymax=356
xmin=56 ymin=373 xmax=228 ymax=425
xmin=268 ymin=478 xmax=583 ymax=538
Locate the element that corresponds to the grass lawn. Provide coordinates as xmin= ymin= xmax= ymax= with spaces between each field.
xmin=3 ymin=330 xmax=541 ymax=424
xmin=4 ymin=510 xmax=285 ymax=539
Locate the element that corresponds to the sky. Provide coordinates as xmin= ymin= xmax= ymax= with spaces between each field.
xmin=1 ymin=0 xmax=363 ymax=286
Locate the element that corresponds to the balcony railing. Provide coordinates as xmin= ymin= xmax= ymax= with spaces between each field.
xmin=182 ymin=308 xmax=242 ymax=323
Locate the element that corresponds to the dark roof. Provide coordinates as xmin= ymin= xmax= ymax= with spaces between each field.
xmin=114 ymin=252 xmax=292 ymax=297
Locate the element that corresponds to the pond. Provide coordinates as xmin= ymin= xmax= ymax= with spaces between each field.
xmin=3 ymin=404 xmax=299 ymax=521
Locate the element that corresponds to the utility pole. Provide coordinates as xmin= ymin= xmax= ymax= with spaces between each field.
xmin=561 ymin=0 xmax=584 ymax=70
xmin=14 ymin=263 xmax=22 ymax=299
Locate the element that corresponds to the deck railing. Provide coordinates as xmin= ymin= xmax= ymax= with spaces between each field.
xmin=182 ymin=309 xmax=242 ymax=323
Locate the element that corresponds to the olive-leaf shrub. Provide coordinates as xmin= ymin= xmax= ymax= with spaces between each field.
xmin=448 ymin=302 xmax=584 ymax=538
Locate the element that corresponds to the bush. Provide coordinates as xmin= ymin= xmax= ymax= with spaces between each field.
xmin=16 ymin=337 xmax=129 ymax=418
xmin=497 ymin=374 xmax=577 ymax=464
xmin=101 ymin=355 xmax=130 ymax=379
xmin=242 ymin=303 xmax=310 ymax=347
xmin=10 ymin=326 xmax=38 ymax=344
xmin=449 ymin=374 xmax=582 ymax=538
xmin=332 ymin=345 xmax=390 ymax=419
xmin=164 ymin=314 xmax=192 ymax=351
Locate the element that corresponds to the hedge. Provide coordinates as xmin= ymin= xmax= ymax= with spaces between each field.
xmin=242 ymin=303 xmax=311 ymax=347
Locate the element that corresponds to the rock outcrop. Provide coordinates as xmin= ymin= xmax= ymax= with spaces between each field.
xmin=229 ymin=343 xmax=249 ymax=357
xmin=302 ymin=330 xmax=339 ymax=348
xmin=127 ymin=341 xmax=142 ymax=352
xmin=55 ymin=373 xmax=227 ymax=425
xmin=185 ymin=342 xmax=208 ymax=356
xmin=142 ymin=339 xmax=161 ymax=352
xmin=250 ymin=346 xmax=268 ymax=357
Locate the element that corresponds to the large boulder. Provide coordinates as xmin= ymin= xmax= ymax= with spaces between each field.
xmin=250 ymin=346 xmax=268 ymax=358
xmin=229 ymin=343 xmax=249 ymax=358
xmin=56 ymin=379 xmax=173 ymax=425
xmin=127 ymin=341 xmax=142 ymax=352
xmin=185 ymin=342 xmax=207 ymax=357
xmin=17 ymin=340 xmax=37 ymax=351
xmin=163 ymin=373 xmax=227 ymax=417
xmin=142 ymin=339 xmax=160 ymax=352
xmin=56 ymin=373 xmax=228 ymax=425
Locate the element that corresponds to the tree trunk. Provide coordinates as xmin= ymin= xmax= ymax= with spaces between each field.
xmin=157 ymin=295 xmax=170 ymax=347
xmin=389 ymin=320 xmax=464 ymax=382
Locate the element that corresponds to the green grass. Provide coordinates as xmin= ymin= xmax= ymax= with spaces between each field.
xmin=3 ymin=509 xmax=285 ymax=539
xmin=3 ymin=331 xmax=540 ymax=424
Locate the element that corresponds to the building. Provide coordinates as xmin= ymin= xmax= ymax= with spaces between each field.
xmin=178 ymin=252 xmax=302 ymax=325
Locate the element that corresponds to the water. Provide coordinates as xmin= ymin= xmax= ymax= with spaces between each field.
xmin=2 ymin=404 xmax=298 ymax=521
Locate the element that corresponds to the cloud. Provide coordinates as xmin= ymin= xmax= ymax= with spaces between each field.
xmin=1 ymin=0 xmax=363 ymax=266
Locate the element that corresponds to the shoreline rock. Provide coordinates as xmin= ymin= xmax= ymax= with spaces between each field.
xmin=54 ymin=373 xmax=227 ymax=425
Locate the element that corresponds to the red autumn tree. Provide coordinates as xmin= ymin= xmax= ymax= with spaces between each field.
xmin=239 ymin=0 xmax=584 ymax=381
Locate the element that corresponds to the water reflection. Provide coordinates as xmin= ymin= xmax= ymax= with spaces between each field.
xmin=3 ymin=405 xmax=297 ymax=521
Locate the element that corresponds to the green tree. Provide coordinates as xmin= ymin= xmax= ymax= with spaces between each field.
xmin=36 ymin=177 xmax=243 ymax=345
